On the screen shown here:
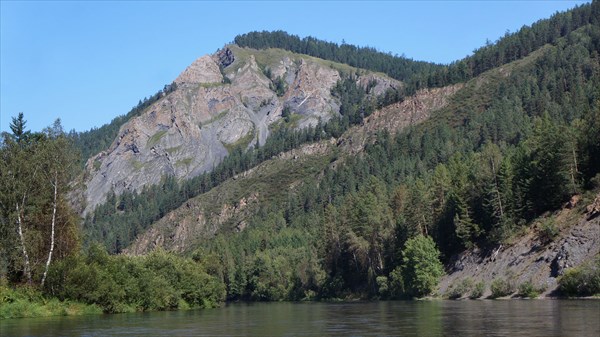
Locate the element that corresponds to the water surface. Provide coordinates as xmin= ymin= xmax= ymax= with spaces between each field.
xmin=1 ymin=300 xmax=598 ymax=336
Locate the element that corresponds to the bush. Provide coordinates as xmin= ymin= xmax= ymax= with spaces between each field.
xmin=517 ymin=280 xmax=544 ymax=298
xmin=446 ymin=278 xmax=473 ymax=299
xmin=558 ymin=258 xmax=600 ymax=297
xmin=469 ymin=281 xmax=485 ymax=299
xmin=539 ymin=218 xmax=559 ymax=243
xmin=388 ymin=267 xmax=405 ymax=299
xmin=376 ymin=276 xmax=389 ymax=298
xmin=43 ymin=245 xmax=226 ymax=313
xmin=490 ymin=278 xmax=514 ymax=298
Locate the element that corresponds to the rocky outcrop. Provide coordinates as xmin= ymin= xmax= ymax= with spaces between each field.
xmin=586 ymin=193 xmax=600 ymax=220
xmin=283 ymin=59 xmax=341 ymax=129
xmin=439 ymin=193 xmax=600 ymax=298
xmin=338 ymin=84 xmax=463 ymax=154
xmin=215 ymin=47 xmax=235 ymax=68
xmin=175 ymin=55 xmax=223 ymax=85
xmin=126 ymin=192 xmax=259 ymax=255
xmin=82 ymin=46 xmax=398 ymax=214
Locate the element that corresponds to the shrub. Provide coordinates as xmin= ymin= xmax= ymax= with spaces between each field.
xmin=558 ymin=258 xmax=600 ymax=297
xmin=539 ymin=218 xmax=559 ymax=243
xmin=490 ymin=278 xmax=514 ymax=298
xmin=446 ymin=278 xmax=473 ymax=299
xmin=517 ymin=280 xmax=544 ymax=298
xmin=469 ymin=281 xmax=485 ymax=299
xmin=388 ymin=267 xmax=405 ymax=299
xmin=376 ymin=276 xmax=389 ymax=298
xmin=43 ymin=246 xmax=226 ymax=313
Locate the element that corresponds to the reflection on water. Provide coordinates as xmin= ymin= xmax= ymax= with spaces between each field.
xmin=1 ymin=300 xmax=598 ymax=336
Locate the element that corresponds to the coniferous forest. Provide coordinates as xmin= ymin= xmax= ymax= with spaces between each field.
xmin=1 ymin=1 xmax=599 ymax=318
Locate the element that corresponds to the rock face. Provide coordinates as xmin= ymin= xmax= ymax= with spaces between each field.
xmin=338 ymin=84 xmax=463 ymax=154
xmin=82 ymin=46 xmax=400 ymax=214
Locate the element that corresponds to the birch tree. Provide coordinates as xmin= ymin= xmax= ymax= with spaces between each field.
xmin=0 ymin=116 xmax=79 ymax=285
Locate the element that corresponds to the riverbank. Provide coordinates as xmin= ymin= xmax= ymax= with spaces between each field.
xmin=0 ymin=286 xmax=102 ymax=319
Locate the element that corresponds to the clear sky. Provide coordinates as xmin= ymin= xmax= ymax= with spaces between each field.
xmin=0 ymin=0 xmax=589 ymax=134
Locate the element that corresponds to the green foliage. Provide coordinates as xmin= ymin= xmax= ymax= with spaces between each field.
xmin=388 ymin=267 xmax=405 ymax=299
xmin=412 ymin=2 xmax=596 ymax=90
xmin=401 ymin=235 xmax=444 ymax=297
xmin=44 ymin=245 xmax=225 ymax=313
xmin=8 ymin=112 xmax=31 ymax=143
xmin=517 ymin=280 xmax=544 ymax=298
xmin=558 ymin=257 xmax=600 ymax=297
xmin=234 ymin=30 xmax=442 ymax=84
xmin=446 ymin=278 xmax=473 ymax=299
xmin=376 ymin=276 xmax=389 ymax=298
xmin=470 ymin=281 xmax=485 ymax=299
xmin=490 ymin=277 xmax=514 ymax=298
xmin=0 ymin=285 xmax=101 ymax=319
xmin=538 ymin=218 xmax=559 ymax=243
xmin=0 ymin=117 xmax=80 ymax=284
xmin=67 ymin=3 xmax=600 ymax=304
xmin=270 ymin=76 xmax=287 ymax=97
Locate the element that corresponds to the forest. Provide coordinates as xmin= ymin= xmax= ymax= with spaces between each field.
xmin=1 ymin=1 xmax=599 ymax=317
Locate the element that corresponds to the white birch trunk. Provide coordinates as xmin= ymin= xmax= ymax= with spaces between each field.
xmin=16 ymin=202 xmax=32 ymax=284
xmin=41 ymin=173 xmax=58 ymax=287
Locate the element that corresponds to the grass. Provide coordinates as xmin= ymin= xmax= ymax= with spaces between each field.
xmin=130 ymin=159 xmax=144 ymax=171
xmin=269 ymin=113 xmax=303 ymax=132
xmin=147 ymin=130 xmax=168 ymax=148
xmin=200 ymin=109 xmax=230 ymax=128
xmin=222 ymin=127 xmax=256 ymax=153
xmin=175 ymin=158 xmax=193 ymax=168
xmin=0 ymin=285 xmax=102 ymax=319
xmin=225 ymin=44 xmax=385 ymax=81
xmin=165 ymin=145 xmax=182 ymax=155
xmin=199 ymin=82 xmax=225 ymax=89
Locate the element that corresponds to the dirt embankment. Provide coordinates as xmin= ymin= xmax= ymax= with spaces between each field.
xmin=439 ymin=192 xmax=600 ymax=298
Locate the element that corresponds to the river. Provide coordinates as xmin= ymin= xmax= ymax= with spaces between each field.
xmin=1 ymin=300 xmax=599 ymax=336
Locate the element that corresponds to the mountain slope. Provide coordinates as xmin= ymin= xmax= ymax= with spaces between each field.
xmin=120 ymin=18 xmax=599 ymax=300
xmin=440 ymin=192 xmax=600 ymax=298
xmin=82 ymin=47 xmax=400 ymax=214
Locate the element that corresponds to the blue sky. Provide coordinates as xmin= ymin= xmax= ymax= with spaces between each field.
xmin=0 ymin=1 xmax=589 ymax=134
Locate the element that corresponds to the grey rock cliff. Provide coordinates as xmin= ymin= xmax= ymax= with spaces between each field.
xmin=82 ymin=46 xmax=400 ymax=214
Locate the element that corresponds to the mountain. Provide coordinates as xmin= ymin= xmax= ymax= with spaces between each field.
xmin=81 ymin=45 xmax=401 ymax=214
xmin=80 ymin=2 xmax=599 ymax=300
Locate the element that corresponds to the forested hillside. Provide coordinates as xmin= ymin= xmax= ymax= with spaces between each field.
xmin=89 ymin=2 xmax=599 ymax=300
xmin=235 ymin=2 xmax=598 ymax=93
xmin=1 ymin=2 xmax=598 ymax=315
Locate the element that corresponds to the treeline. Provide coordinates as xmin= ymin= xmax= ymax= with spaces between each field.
xmin=84 ymin=77 xmax=384 ymax=252
xmin=68 ymin=82 xmax=177 ymax=165
xmin=233 ymin=2 xmax=597 ymax=95
xmin=414 ymin=1 xmax=598 ymax=89
xmin=234 ymin=30 xmax=443 ymax=83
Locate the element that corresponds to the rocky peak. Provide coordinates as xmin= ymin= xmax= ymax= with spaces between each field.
xmin=175 ymin=55 xmax=223 ymax=85
xmin=82 ymin=46 xmax=401 ymax=214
